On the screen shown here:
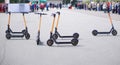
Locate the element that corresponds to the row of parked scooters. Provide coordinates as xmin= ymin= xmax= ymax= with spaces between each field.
xmin=5 ymin=12 xmax=118 ymax=46
xmin=5 ymin=12 xmax=79 ymax=46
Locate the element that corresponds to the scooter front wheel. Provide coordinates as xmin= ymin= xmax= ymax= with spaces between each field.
xmin=6 ymin=30 xmax=10 ymax=33
xmin=92 ymin=30 xmax=98 ymax=36
xmin=6 ymin=33 xmax=11 ymax=39
xmin=112 ymin=30 xmax=117 ymax=36
xmin=71 ymin=39 xmax=78 ymax=46
xmin=47 ymin=39 xmax=53 ymax=46
xmin=37 ymin=39 xmax=40 ymax=45
xmin=25 ymin=33 xmax=30 ymax=40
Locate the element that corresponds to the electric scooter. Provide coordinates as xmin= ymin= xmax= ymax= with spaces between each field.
xmin=35 ymin=12 xmax=47 ymax=45
xmin=52 ymin=12 xmax=79 ymax=40
xmin=47 ymin=14 xmax=79 ymax=46
xmin=92 ymin=13 xmax=117 ymax=36
xmin=6 ymin=12 xmax=30 ymax=39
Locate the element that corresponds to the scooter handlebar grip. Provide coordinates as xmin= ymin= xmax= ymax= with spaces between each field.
xmin=35 ymin=13 xmax=47 ymax=15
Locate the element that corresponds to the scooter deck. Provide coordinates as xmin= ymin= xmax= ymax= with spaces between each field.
xmin=11 ymin=34 xmax=24 ymax=37
xmin=11 ymin=32 xmax=23 ymax=34
xmin=7 ymin=28 xmax=26 ymax=34
xmin=59 ymin=36 xmax=74 ymax=38
xmin=53 ymin=37 xmax=72 ymax=44
xmin=97 ymin=32 xmax=111 ymax=34
xmin=55 ymin=42 xmax=72 ymax=44
xmin=55 ymin=31 xmax=74 ymax=38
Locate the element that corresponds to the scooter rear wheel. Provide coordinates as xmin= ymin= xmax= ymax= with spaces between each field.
xmin=73 ymin=33 xmax=79 ymax=39
xmin=71 ymin=39 xmax=78 ymax=46
xmin=47 ymin=39 xmax=53 ymax=46
xmin=6 ymin=33 xmax=11 ymax=39
xmin=112 ymin=30 xmax=117 ymax=36
xmin=92 ymin=30 xmax=98 ymax=36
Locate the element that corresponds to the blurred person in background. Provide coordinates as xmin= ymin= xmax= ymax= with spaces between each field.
xmin=46 ymin=2 xmax=49 ymax=11
xmin=40 ymin=3 xmax=45 ymax=11
xmin=118 ymin=1 xmax=120 ymax=15
xmin=103 ymin=2 xmax=107 ymax=13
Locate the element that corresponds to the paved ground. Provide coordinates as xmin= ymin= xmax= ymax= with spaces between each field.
xmin=0 ymin=8 xmax=120 ymax=65
xmin=72 ymin=9 xmax=120 ymax=21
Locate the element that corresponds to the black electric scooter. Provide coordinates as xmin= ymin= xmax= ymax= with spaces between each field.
xmin=47 ymin=14 xmax=78 ymax=46
xmin=5 ymin=12 xmax=30 ymax=39
xmin=92 ymin=13 xmax=117 ymax=36
xmin=35 ymin=12 xmax=47 ymax=45
xmin=52 ymin=12 xmax=79 ymax=40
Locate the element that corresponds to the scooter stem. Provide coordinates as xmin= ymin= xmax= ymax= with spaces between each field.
xmin=50 ymin=14 xmax=56 ymax=33
xmin=108 ymin=13 xmax=113 ymax=26
xmin=8 ymin=12 xmax=11 ymax=26
xmin=23 ymin=13 xmax=27 ymax=28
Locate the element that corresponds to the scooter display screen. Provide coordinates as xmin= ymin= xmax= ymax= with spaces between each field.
xmin=8 ymin=3 xmax=30 ymax=13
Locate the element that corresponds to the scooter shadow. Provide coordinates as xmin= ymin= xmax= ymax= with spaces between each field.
xmin=94 ymin=34 xmax=120 ymax=37
xmin=51 ymin=44 xmax=84 ymax=48
xmin=6 ymin=38 xmax=32 ymax=40
xmin=57 ymin=38 xmax=82 ymax=40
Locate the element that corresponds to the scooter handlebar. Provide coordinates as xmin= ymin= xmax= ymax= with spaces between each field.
xmin=56 ymin=11 xmax=60 ymax=15
xmin=7 ymin=12 xmax=28 ymax=14
xmin=35 ymin=13 xmax=47 ymax=15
